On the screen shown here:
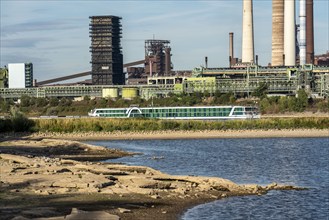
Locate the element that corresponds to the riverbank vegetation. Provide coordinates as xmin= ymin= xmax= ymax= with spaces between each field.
xmin=0 ymin=89 xmax=328 ymax=117
xmin=0 ymin=107 xmax=35 ymax=132
xmin=0 ymin=88 xmax=328 ymax=133
xmin=33 ymin=117 xmax=329 ymax=132
xmin=1 ymin=116 xmax=328 ymax=133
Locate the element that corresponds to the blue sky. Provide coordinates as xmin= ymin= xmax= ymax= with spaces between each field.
xmin=1 ymin=0 xmax=328 ymax=82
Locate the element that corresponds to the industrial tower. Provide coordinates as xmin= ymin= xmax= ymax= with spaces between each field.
xmin=89 ymin=16 xmax=124 ymax=85
xmin=144 ymin=39 xmax=171 ymax=76
xmin=242 ymin=0 xmax=255 ymax=64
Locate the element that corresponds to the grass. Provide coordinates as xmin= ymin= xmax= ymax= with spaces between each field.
xmin=31 ymin=117 xmax=329 ymax=133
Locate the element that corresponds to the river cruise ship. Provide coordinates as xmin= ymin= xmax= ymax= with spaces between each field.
xmin=88 ymin=106 xmax=260 ymax=120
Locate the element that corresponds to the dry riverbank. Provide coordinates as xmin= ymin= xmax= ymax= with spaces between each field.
xmin=24 ymin=128 xmax=329 ymax=140
xmin=0 ymin=138 xmax=306 ymax=220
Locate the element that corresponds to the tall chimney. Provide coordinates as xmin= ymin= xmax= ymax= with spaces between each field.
xmin=299 ymin=0 xmax=306 ymax=65
xmin=165 ymin=47 xmax=171 ymax=75
xmin=229 ymin=32 xmax=234 ymax=63
xmin=271 ymin=0 xmax=284 ymax=66
xmin=306 ymin=0 xmax=314 ymax=64
xmin=229 ymin=32 xmax=234 ymax=67
xmin=242 ymin=0 xmax=255 ymax=64
xmin=284 ymin=0 xmax=296 ymax=66
xmin=205 ymin=56 xmax=208 ymax=68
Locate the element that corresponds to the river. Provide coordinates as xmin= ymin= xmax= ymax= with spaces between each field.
xmin=86 ymin=137 xmax=329 ymax=219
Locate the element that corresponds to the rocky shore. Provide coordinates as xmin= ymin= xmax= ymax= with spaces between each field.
xmin=0 ymin=138 xmax=309 ymax=220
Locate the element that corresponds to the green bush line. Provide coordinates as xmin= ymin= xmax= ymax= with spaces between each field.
xmin=25 ymin=118 xmax=329 ymax=133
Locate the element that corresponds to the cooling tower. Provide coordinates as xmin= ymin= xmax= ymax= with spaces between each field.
xmin=242 ymin=0 xmax=255 ymax=64
xmin=300 ymin=0 xmax=306 ymax=65
xmin=306 ymin=0 xmax=314 ymax=64
xmin=284 ymin=0 xmax=296 ymax=66
xmin=271 ymin=0 xmax=284 ymax=66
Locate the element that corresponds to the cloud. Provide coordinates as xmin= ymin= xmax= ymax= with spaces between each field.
xmin=0 ymin=53 xmax=50 ymax=65
xmin=1 ymin=37 xmax=53 ymax=48
xmin=1 ymin=20 xmax=83 ymax=37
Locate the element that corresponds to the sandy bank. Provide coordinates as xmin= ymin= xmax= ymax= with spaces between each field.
xmin=25 ymin=129 xmax=329 ymax=141
xmin=0 ymin=138 xmax=306 ymax=220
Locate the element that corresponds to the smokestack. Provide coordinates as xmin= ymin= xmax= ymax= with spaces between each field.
xmin=205 ymin=56 xmax=208 ymax=68
xmin=299 ymin=0 xmax=306 ymax=65
xmin=271 ymin=0 xmax=284 ymax=66
xmin=165 ymin=47 xmax=171 ymax=75
xmin=306 ymin=0 xmax=314 ymax=64
xmin=284 ymin=0 xmax=296 ymax=66
xmin=229 ymin=32 xmax=234 ymax=63
xmin=242 ymin=0 xmax=255 ymax=64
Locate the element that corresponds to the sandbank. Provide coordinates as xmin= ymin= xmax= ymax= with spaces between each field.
xmin=25 ymin=129 xmax=329 ymax=141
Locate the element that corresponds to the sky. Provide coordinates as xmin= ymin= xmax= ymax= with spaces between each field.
xmin=1 ymin=0 xmax=328 ymax=82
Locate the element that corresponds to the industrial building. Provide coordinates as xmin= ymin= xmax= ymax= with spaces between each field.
xmin=89 ymin=16 xmax=124 ymax=85
xmin=7 ymin=63 xmax=33 ymax=89
xmin=125 ymin=39 xmax=173 ymax=85
xmin=0 ymin=64 xmax=328 ymax=100
xmin=144 ymin=39 xmax=172 ymax=76
xmin=315 ymin=52 xmax=329 ymax=66
xmin=1 ymin=2 xmax=329 ymax=102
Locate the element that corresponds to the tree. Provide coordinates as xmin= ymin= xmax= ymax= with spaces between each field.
xmin=36 ymin=97 xmax=48 ymax=107
xmin=252 ymin=83 xmax=268 ymax=98
xmin=278 ymin=96 xmax=289 ymax=113
xmin=259 ymin=98 xmax=271 ymax=114
xmin=0 ymin=98 xmax=14 ymax=113
xmin=46 ymin=107 xmax=59 ymax=116
xmin=295 ymin=89 xmax=308 ymax=112
xmin=20 ymin=95 xmax=31 ymax=107
xmin=49 ymin=97 xmax=59 ymax=107
xmin=59 ymin=97 xmax=71 ymax=107
xmin=83 ymin=95 xmax=91 ymax=101
xmin=215 ymin=92 xmax=234 ymax=104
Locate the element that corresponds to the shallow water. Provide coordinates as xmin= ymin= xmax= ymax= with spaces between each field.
xmin=87 ymin=137 xmax=329 ymax=219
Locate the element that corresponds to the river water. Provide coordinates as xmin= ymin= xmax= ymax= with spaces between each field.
xmin=86 ymin=138 xmax=329 ymax=219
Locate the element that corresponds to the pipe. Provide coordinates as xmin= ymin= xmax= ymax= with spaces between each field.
xmin=242 ymin=0 xmax=255 ymax=64
xmin=284 ymin=0 xmax=296 ymax=66
xmin=299 ymin=0 xmax=306 ymax=65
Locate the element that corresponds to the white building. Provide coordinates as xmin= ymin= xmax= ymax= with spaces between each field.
xmin=8 ymin=63 xmax=33 ymax=88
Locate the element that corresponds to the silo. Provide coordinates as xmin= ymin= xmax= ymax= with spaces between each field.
xmin=299 ymin=0 xmax=306 ymax=65
xmin=306 ymin=0 xmax=314 ymax=64
xmin=271 ymin=0 xmax=284 ymax=66
xmin=102 ymin=88 xmax=119 ymax=99
xmin=122 ymin=87 xmax=138 ymax=99
xmin=284 ymin=0 xmax=296 ymax=66
xmin=242 ymin=0 xmax=255 ymax=64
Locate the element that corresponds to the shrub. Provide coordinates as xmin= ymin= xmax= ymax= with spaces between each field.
xmin=9 ymin=107 xmax=35 ymax=132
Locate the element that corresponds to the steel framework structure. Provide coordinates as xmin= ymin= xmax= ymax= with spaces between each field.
xmin=144 ymin=40 xmax=171 ymax=76
xmin=89 ymin=16 xmax=124 ymax=85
